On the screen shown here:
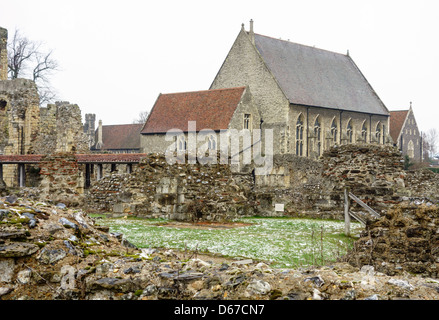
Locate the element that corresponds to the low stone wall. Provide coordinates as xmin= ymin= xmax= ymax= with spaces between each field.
xmin=86 ymin=153 xmax=256 ymax=221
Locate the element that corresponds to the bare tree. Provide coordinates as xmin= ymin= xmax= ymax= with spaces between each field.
xmin=133 ymin=110 xmax=149 ymax=124
xmin=7 ymin=29 xmax=59 ymax=105
xmin=422 ymin=128 xmax=439 ymax=160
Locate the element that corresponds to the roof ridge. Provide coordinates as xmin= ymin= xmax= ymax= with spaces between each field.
xmin=160 ymin=86 xmax=246 ymax=97
xmin=254 ymin=33 xmax=347 ymax=57
xmin=102 ymin=123 xmax=144 ymax=127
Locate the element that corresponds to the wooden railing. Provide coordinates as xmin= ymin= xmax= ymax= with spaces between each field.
xmin=344 ymin=187 xmax=380 ymax=236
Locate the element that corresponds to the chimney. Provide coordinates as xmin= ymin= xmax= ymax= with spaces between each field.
xmin=249 ymin=19 xmax=255 ymax=44
xmin=0 ymin=27 xmax=8 ymax=81
xmin=96 ymin=120 xmax=103 ymax=149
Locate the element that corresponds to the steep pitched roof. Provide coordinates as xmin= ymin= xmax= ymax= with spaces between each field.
xmin=389 ymin=110 xmax=409 ymax=142
xmin=141 ymin=87 xmax=246 ymax=134
xmin=253 ymin=34 xmax=389 ymax=116
xmin=96 ymin=123 xmax=143 ymax=150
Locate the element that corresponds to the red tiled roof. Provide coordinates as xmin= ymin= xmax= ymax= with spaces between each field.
xmin=141 ymin=87 xmax=246 ymax=134
xmin=389 ymin=110 xmax=409 ymax=143
xmin=97 ymin=124 xmax=143 ymax=150
xmin=0 ymin=153 xmax=147 ymax=164
xmin=0 ymin=154 xmax=43 ymax=163
xmin=75 ymin=153 xmax=147 ymax=163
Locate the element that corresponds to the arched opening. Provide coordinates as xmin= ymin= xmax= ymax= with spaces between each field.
xmin=314 ymin=116 xmax=321 ymax=157
xmin=375 ymin=122 xmax=382 ymax=144
xmin=346 ymin=119 xmax=353 ymax=143
xmin=331 ymin=118 xmax=338 ymax=143
xmin=361 ymin=121 xmax=368 ymax=142
xmin=296 ymin=114 xmax=304 ymax=156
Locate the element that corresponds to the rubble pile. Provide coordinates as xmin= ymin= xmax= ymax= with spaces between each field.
xmin=1 ymin=195 xmax=439 ymax=300
xmin=344 ymin=201 xmax=439 ymax=278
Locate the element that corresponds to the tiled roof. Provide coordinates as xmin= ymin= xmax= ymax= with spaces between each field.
xmin=0 ymin=154 xmax=43 ymax=163
xmin=389 ymin=110 xmax=409 ymax=142
xmin=76 ymin=153 xmax=147 ymax=163
xmin=141 ymin=87 xmax=246 ymax=134
xmin=254 ymin=34 xmax=389 ymax=116
xmin=0 ymin=154 xmax=147 ymax=164
xmin=96 ymin=124 xmax=143 ymax=150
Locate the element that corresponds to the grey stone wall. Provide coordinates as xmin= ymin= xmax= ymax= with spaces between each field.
xmin=210 ymin=28 xmax=290 ymax=155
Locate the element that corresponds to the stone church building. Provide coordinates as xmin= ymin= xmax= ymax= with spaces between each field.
xmin=209 ymin=21 xmax=391 ymax=159
xmin=389 ymin=104 xmax=422 ymax=162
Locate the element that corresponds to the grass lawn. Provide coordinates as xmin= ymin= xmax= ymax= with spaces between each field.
xmin=95 ymin=216 xmax=362 ymax=268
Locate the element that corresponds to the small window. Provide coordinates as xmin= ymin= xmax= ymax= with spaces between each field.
xmin=208 ymin=135 xmax=216 ymax=150
xmin=177 ymin=135 xmax=186 ymax=151
xmin=244 ymin=114 xmax=251 ymax=129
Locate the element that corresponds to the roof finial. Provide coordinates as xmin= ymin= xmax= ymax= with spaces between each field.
xmin=241 ymin=23 xmax=245 ymax=31
xmin=250 ymin=19 xmax=254 ymax=33
xmin=410 ymin=101 xmax=412 ymax=108
xmin=347 ymin=49 xmax=350 ymax=56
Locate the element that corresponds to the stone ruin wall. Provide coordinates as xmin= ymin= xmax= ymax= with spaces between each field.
xmin=5 ymin=143 xmax=438 ymax=224
xmin=34 ymin=101 xmax=89 ymax=155
xmin=86 ymin=153 xmax=256 ymax=221
xmin=0 ymin=27 xmax=7 ymax=81
xmin=81 ymin=143 xmax=439 ymax=222
xmin=0 ymin=79 xmax=40 ymax=187
xmin=38 ymin=152 xmax=84 ymax=206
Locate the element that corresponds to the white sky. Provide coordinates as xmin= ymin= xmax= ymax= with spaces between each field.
xmin=1 ymin=0 xmax=439 ymax=135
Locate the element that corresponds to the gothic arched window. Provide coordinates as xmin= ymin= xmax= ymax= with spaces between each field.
xmin=314 ymin=116 xmax=321 ymax=157
xmin=296 ymin=114 xmax=304 ymax=156
xmin=346 ymin=120 xmax=353 ymax=143
xmin=376 ymin=122 xmax=382 ymax=144
xmin=408 ymin=140 xmax=415 ymax=159
xmin=331 ymin=118 xmax=338 ymax=143
xmin=361 ymin=121 xmax=368 ymax=142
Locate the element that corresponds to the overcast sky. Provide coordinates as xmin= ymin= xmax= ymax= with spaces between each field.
xmin=1 ymin=0 xmax=438 ymax=134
